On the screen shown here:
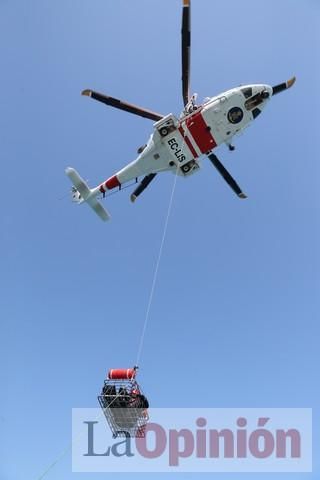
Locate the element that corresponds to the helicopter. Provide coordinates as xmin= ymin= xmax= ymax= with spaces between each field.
xmin=66 ymin=0 xmax=295 ymax=221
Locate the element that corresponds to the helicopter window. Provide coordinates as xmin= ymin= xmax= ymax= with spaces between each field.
xmin=245 ymin=93 xmax=263 ymax=111
xmin=252 ymin=108 xmax=261 ymax=119
xmin=241 ymin=87 xmax=253 ymax=99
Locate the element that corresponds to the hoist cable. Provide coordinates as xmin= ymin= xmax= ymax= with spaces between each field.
xmin=135 ymin=170 xmax=179 ymax=366
xmin=35 ymin=444 xmax=72 ymax=480
xmin=135 ymin=135 xmax=188 ymax=366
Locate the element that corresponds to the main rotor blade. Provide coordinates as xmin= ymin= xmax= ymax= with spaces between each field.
xmin=181 ymin=0 xmax=191 ymax=106
xmin=272 ymin=76 xmax=296 ymax=95
xmin=207 ymin=153 xmax=247 ymax=199
xmin=82 ymin=90 xmax=164 ymax=122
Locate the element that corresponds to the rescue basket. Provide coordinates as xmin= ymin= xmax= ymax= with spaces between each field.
xmin=98 ymin=367 xmax=149 ymax=438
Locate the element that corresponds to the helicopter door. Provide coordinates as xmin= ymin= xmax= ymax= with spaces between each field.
xmin=202 ymin=95 xmax=229 ymax=146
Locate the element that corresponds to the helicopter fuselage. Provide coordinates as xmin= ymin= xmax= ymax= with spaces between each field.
xmin=99 ymin=84 xmax=272 ymax=194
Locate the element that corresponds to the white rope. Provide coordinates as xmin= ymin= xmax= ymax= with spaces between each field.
xmin=135 ymin=171 xmax=179 ymax=366
xmin=135 ymin=135 xmax=188 ymax=366
xmin=35 ymin=443 xmax=72 ymax=480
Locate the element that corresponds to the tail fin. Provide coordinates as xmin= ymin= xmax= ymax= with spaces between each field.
xmin=65 ymin=167 xmax=111 ymax=221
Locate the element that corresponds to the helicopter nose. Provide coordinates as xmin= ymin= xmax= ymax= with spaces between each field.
xmin=272 ymin=76 xmax=296 ymax=95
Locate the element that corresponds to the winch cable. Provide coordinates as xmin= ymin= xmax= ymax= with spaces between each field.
xmin=35 ymin=444 xmax=73 ymax=480
xmin=34 ymin=386 xmax=132 ymax=480
xmin=35 ymin=387 xmax=138 ymax=479
xmin=135 ymin=135 xmax=188 ymax=367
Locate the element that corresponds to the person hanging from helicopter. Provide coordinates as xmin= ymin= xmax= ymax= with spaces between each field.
xmin=101 ymin=384 xmax=116 ymax=408
xmin=129 ymin=386 xmax=149 ymax=438
xmin=129 ymin=387 xmax=149 ymax=409
xmin=126 ymin=386 xmax=149 ymax=422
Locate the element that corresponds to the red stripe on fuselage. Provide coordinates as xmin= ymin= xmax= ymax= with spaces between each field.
xmin=178 ymin=126 xmax=198 ymax=158
xmin=185 ymin=112 xmax=217 ymax=153
xmin=105 ymin=175 xmax=120 ymax=190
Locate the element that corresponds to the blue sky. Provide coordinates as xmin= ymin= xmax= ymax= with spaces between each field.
xmin=1 ymin=0 xmax=319 ymax=478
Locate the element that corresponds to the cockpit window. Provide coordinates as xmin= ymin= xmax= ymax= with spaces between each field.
xmin=245 ymin=93 xmax=264 ymax=111
xmin=241 ymin=87 xmax=253 ymax=99
xmin=252 ymin=108 xmax=261 ymax=119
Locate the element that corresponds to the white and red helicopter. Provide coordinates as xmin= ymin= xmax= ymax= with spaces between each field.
xmin=66 ymin=0 xmax=295 ymax=221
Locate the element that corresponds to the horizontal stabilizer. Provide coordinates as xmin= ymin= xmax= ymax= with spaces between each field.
xmin=65 ymin=167 xmax=111 ymax=221
xmin=65 ymin=167 xmax=91 ymax=200
xmin=87 ymin=197 xmax=110 ymax=221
